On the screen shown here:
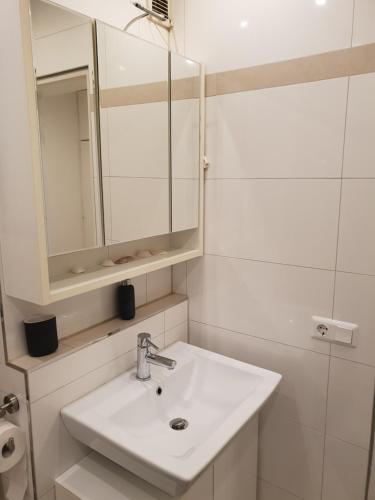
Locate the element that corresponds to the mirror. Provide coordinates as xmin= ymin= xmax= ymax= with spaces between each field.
xmin=96 ymin=23 xmax=170 ymax=245
xmin=171 ymin=53 xmax=200 ymax=232
xmin=30 ymin=1 xmax=201 ymax=257
xmin=30 ymin=0 xmax=103 ymax=256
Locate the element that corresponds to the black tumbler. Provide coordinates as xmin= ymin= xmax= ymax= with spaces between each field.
xmin=118 ymin=280 xmax=135 ymax=320
xmin=24 ymin=314 xmax=58 ymax=357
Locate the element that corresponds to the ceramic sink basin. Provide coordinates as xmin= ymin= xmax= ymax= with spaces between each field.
xmin=62 ymin=342 xmax=281 ymax=496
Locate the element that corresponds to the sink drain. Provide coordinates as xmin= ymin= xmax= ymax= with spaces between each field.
xmin=169 ymin=418 xmax=189 ymax=431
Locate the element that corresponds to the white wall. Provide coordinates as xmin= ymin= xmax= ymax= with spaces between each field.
xmin=47 ymin=0 xmax=175 ymax=49
xmin=172 ymin=1 xmax=375 ymax=499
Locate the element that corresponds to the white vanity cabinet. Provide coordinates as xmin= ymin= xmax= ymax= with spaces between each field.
xmin=55 ymin=417 xmax=258 ymax=500
xmin=0 ymin=0 xmax=204 ymax=305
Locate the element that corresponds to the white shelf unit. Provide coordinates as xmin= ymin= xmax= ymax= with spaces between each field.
xmin=0 ymin=0 xmax=205 ymax=305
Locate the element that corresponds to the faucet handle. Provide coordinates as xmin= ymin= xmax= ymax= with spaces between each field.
xmin=137 ymin=332 xmax=159 ymax=351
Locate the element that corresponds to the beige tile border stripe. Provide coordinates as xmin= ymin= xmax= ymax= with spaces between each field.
xmin=100 ymin=81 xmax=168 ymax=108
xmin=100 ymin=43 xmax=375 ymax=107
xmin=100 ymin=76 xmax=200 ymax=108
xmin=207 ymin=43 xmax=375 ymax=96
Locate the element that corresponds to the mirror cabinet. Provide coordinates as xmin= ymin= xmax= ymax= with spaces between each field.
xmin=0 ymin=0 xmax=204 ymax=305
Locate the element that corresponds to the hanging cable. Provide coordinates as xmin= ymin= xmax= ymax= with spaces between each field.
xmin=123 ymin=12 xmax=148 ymax=32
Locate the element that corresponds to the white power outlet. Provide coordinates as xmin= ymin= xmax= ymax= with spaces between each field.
xmin=312 ymin=317 xmax=358 ymax=346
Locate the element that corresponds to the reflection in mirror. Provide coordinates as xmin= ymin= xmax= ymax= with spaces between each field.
xmin=30 ymin=0 xmax=103 ymax=256
xmin=97 ymin=23 xmax=170 ymax=245
xmin=171 ymin=54 xmax=200 ymax=233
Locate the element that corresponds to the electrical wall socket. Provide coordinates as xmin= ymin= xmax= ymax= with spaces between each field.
xmin=312 ymin=316 xmax=358 ymax=346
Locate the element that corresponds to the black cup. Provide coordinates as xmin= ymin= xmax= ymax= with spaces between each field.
xmin=24 ymin=314 xmax=58 ymax=357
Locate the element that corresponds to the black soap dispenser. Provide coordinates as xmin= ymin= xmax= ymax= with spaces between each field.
xmin=118 ymin=280 xmax=135 ymax=320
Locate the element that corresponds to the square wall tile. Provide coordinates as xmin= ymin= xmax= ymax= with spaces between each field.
xmin=259 ymin=401 xmax=324 ymax=500
xmin=332 ymin=272 xmax=375 ymax=366
xmin=337 ymin=179 xmax=375 ymax=275
xmin=352 ymin=0 xmax=375 ymax=46
xmin=147 ymin=267 xmax=172 ymax=302
xmin=205 ymin=179 xmax=341 ymax=269
xmin=214 ymin=416 xmax=258 ymax=500
xmin=207 ymin=79 xmax=348 ymax=179
xmin=343 ymin=73 xmax=375 ymax=178
xmin=0 ymin=358 xmax=27 ymax=397
xmin=190 ymin=321 xmax=329 ymax=432
xmin=187 ymin=255 xmax=334 ymax=353
xmin=165 ymin=300 xmax=188 ymax=331
xmin=185 ymin=0 xmax=353 ymax=72
xmin=322 ymin=436 xmax=368 ymax=500
xmin=172 ymin=263 xmax=187 ymax=295
xmin=326 ymin=357 xmax=375 ymax=449
xmin=171 ymin=0 xmax=186 ymax=54
xmin=165 ymin=322 xmax=188 ymax=346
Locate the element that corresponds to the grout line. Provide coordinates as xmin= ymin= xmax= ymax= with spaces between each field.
xmin=25 ymin=371 xmax=38 ymax=500
xmin=38 ymin=486 xmax=55 ymax=500
xmin=324 ymin=432 xmax=371 ymax=453
xmin=365 ymin=381 xmax=375 ymax=500
xmin=321 ymin=74 xmax=352 ymax=500
xmin=189 ymin=319 xmax=330 ymax=358
xmin=351 ymin=0 xmax=356 ymax=48
xmin=183 ymin=0 xmax=186 ymax=56
xmin=331 ymin=76 xmax=351 ymax=317
xmin=204 ymin=177 xmax=375 ymax=181
xmin=204 ymin=252 xmax=335 ymax=273
xmin=320 ymin=352 xmax=332 ymax=500
xmin=33 ymin=21 xmax=90 ymax=41
xmin=329 ymin=354 xmax=375 ymax=370
xmin=335 ymin=269 xmax=375 ymax=278
xmin=212 ymin=460 xmax=215 ymax=499
xmin=258 ymin=478 xmax=301 ymax=499
xmin=107 ymin=177 xmax=199 ymax=180
xmin=165 ymin=319 xmax=187 ymax=334
xmin=204 ymin=252 xmax=375 ymax=278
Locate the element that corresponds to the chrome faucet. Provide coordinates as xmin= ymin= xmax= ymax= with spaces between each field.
xmin=136 ymin=333 xmax=176 ymax=381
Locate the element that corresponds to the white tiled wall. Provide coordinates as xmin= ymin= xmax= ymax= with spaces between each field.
xmin=3 ymin=267 xmax=173 ymax=360
xmin=173 ymin=0 xmax=375 ymax=498
xmin=204 ymin=179 xmax=341 ymax=268
xmin=206 ymin=79 xmax=348 ymax=179
xmin=183 ymin=0 xmax=354 ymax=72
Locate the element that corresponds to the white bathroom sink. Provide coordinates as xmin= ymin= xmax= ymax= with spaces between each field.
xmin=62 ymin=342 xmax=281 ymax=495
